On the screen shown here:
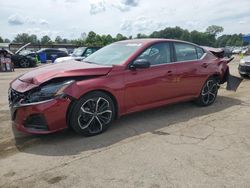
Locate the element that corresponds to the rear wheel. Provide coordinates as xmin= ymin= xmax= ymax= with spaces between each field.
xmin=196 ymin=77 xmax=218 ymax=106
xmin=69 ymin=91 xmax=115 ymax=136
xmin=19 ymin=58 xmax=30 ymax=68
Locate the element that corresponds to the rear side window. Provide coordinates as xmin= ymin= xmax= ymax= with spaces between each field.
xmin=174 ymin=43 xmax=197 ymax=61
xmin=196 ymin=47 xmax=205 ymax=59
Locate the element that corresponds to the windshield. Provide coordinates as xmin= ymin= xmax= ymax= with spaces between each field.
xmin=84 ymin=43 xmax=142 ymax=65
xmin=72 ymin=47 xmax=86 ymax=57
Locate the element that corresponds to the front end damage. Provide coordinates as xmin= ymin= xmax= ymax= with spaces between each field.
xmin=9 ymin=78 xmax=74 ymax=134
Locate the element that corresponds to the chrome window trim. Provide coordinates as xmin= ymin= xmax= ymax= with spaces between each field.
xmin=150 ymin=52 xmax=207 ymax=67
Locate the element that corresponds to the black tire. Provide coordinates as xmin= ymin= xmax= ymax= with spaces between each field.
xmin=69 ymin=91 xmax=115 ymax=136
xmin=19 ymin=58 xmax=30 ymax=68
xmin=196 ymin=77 xmax=218 ymax=106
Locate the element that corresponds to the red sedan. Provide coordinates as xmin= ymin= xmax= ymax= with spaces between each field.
xmin=9 ymin=39 xmax=230 ymax=136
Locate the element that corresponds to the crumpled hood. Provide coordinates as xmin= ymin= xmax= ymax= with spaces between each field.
xmin=18 ymin=61 xmax=112 ymax=85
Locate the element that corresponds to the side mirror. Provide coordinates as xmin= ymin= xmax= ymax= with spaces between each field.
xmin=129 ymin=59 xmax=150 ymax=70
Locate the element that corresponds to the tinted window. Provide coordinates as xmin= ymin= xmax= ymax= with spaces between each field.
xmin=196 ymin=47 xmax=205 ymax=59
xmin=135 ymin=43 xmax=171 ymax=65
xmin=85 ymin=48 xmax=93 ymax=57
xmin=174 ymin=43 xmax=197 ymax=61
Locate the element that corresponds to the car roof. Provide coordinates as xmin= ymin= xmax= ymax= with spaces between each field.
xmin=116 ymin=38 xmax=200 ymax=47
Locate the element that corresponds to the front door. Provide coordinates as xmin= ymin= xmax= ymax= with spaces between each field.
xmin=124 ymin=42 xmax=177 ymax=113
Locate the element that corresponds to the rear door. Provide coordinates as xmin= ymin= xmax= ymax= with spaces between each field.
xmin=173 ymin=42 xmax=207 ymax=97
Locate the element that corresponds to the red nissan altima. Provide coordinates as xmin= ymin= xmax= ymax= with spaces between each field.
xmin=9 ymin=39 xmax=230 ymax=136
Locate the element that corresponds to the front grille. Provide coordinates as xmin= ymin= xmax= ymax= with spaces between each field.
xmin=8 ymin=88 xmax=25 ymax=106
xmin=245 ymin=62 xmax=250 ymax=65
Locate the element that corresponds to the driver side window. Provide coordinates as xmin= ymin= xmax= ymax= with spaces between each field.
xmin=135 ymin=43 xmax=171 ymax=65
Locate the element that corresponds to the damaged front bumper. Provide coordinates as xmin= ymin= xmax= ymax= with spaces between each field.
xmin=9 ymin=90 xmax=71 ymax=134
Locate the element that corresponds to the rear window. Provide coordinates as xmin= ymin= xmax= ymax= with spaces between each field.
xmin=174 ymin=43 xmax=198 ymax=61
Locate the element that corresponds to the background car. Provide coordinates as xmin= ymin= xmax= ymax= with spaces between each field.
xmin=37 ymin=48 xmax=68 ymax=61
xmin=11 ymin=49 xmax=37 ymax=68
xmin=10 ymin=43 xmax=37 ymax=68
xmin=239 ymin=56 xmax=250 ymax=77
xmin=54 ymin=47 xmax=100 ymax=63
xmin=9 ymin=39 xmax=233 ymax=136
xmin=232 ymin=47 xmax=242 ymax=54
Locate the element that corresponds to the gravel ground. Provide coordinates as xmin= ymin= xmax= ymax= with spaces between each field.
xmin=0 ymin=56 xmax=250 ymax=188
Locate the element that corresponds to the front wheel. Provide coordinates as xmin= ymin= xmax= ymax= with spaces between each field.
xmin=19 ymin=58 xmax=30 ymax=68
xmin=196 ymin=77 xmax=218 ymax=106
xmin=69 ymin=91 xmax=115 ymax=136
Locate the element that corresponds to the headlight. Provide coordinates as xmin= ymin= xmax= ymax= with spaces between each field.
xmin=21 ymin=80 xmax=74 ymax=104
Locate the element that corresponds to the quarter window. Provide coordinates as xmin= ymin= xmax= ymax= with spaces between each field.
xmin=174 ymin=43 xmax=198 ymax=61
xmin=135 ymin=43 xmax=171 ymax=65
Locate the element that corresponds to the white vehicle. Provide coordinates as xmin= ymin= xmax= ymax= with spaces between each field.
xmin=55 ymin=47 xmax=100 ymax=63
xmin=232 ymin=47 xmax=242 ymax=54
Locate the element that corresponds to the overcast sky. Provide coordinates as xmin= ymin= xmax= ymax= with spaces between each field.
xmin=0 ymin=0 xmax=249 ymax=40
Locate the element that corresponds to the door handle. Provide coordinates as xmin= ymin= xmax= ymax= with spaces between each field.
xmin=201 ymin=63 xmax=208 ymax=68
xmin=166 ymin=70 xmax=173 ymax=76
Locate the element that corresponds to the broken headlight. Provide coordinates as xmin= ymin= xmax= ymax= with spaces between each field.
xmin=21 ymin=80 xmax=74 ymax=104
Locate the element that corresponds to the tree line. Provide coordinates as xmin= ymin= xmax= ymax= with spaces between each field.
xmin=0 ymin=25 xmax=246 ymax=48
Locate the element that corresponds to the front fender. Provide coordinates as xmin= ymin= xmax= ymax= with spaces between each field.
xmin=63 ymin=75 xmax=126 ymax=116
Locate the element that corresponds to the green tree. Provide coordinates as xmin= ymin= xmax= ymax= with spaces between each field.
xmin=30 ymin=34 xmax=38 ymax=44
xmin=85 ymin=31 xmax=97 ymax=45
xmin=41 ymin=35 xmax=52 ymax=45
xmin=136 ymin=33 xmax=148 ymax=38
xmin=206 ymin=25 xmax=224 ymax=36
xmin=180 ymin=29 xmax=191 ymax=41
xmin=55 ymin=36 xmax=63 ymax=44
xmin=0 ymin=36 xmax=3 ymax=43
xmin=115 ymin=33 xmax=127 ymax=41
xmin=190 ymin=30 xmax=214 ymax=46
xmin=13 ymin=33 xmax=39 ymax=44
xmin=13 ymin=33 xmax=31 ymax=43
xmin=103 ymin=34 xmax=114 ymax=45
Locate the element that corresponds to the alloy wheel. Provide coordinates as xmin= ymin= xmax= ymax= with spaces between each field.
xmin=201 ymin=80 xmax=218 ymax=105
xmin=77 ymin=97 xmax=112 ymax=134
xmin=20 ymin=58 xmax=30 ymax=68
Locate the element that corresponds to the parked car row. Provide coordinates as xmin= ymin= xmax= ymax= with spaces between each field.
xmin=12 ymin=48 xmax=69 ymax=68
xmin=9 ymin=44 xmax=101 ymax=68
xmin=227 ymin=46 xmax=249 ymax=54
